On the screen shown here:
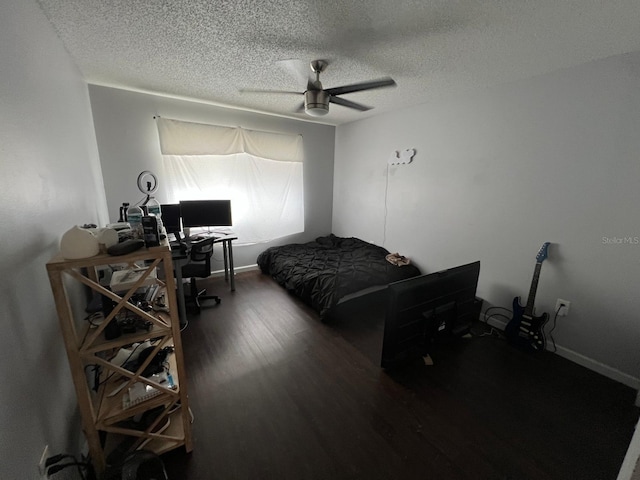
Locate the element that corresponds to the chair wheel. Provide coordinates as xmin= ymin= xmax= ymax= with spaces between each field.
xmin=216 ymin=298 xmax=221 ymax=304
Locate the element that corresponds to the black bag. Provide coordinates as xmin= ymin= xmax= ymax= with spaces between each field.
xmin=121 ymin=450 xmax=168 ymax=480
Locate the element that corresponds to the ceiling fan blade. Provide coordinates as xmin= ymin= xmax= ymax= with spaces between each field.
xmin=329 ymin=96 xmax=371 ymax=112
xmin=325 ymin=77 xmax=396 ymax=96
xmin=239 ymin=88 xmax=303 ymax=95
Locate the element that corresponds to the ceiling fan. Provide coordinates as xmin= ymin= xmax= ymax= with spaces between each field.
xmin=241 ymin=60 xmax=396 ymax=117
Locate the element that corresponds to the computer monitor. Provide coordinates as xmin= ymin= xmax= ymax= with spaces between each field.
xmin=160 ymin=204 xmax=182 ymax=234
xmin=179 ymin=200 xmax=232 ymax=228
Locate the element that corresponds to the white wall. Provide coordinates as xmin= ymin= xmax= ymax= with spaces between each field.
xmin=334 ymin=52 xmax=640 ymax=383
xmin=89 ymin=85 xmax=336 ymax=269
xmin=0 ymin=1 xmax=109 ymax=478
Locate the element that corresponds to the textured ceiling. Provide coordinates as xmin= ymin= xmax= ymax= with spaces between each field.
xmin=36 ymin=0 xmax=640 ymax=126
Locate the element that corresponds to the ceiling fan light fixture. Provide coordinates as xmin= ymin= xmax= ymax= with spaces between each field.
xmin=304 ymin=90 xmax=330 ymax=116
xmin=305 ymin=105 xmax=329 ymax=117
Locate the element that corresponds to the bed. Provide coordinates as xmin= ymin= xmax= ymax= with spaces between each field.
xmin=256 ymin=234 xmax=421 ymax=318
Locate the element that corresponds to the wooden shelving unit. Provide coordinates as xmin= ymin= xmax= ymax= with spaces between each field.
xmin=46 ymin=246 xmax=193 ymax=475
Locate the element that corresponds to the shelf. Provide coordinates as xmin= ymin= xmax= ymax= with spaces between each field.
xmin=80 ymin=314 xmax=171 ymax=356
xmin=46 ymin=245 xmax=172 ymax=272
xmin=46 ymin=246 xmax=192 ymax=474
xmin=136 ymin=408 xmax=188 ymax=455
xmin=102 ymin=407 xmax=188 ymax=466
xmin=96 ymin=343 xmax=180 ymax=426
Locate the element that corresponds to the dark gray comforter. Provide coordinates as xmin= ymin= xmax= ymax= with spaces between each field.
xmin=256 ymin=234 xmax=421 ymax=317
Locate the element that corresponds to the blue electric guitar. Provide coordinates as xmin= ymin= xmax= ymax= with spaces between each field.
xmin=505 ymin=242 xmax=551 ymax=352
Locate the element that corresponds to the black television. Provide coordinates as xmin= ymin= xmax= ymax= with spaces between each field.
xmin=179 ymin=200 xmax=232 ymax=228
xmin=160 ymin=204 xmax=182 ymax=234
xmin=380 ymin=261 xmax=481 ymax=369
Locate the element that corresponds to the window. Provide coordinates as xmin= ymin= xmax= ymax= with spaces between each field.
xmin=156 ymin=118 xmax=304 ymax=244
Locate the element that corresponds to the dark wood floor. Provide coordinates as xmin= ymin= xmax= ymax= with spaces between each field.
xmin=162 ymin=270 xmax=638 ymax=480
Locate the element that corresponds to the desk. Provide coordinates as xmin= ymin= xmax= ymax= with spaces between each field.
xmin=171 ymin=247 xmax=189 ymax=325
xmin=211 ymin=233 xmax=237 ymax=292
xmin=171 ymin=232 xmax=237 ymax=324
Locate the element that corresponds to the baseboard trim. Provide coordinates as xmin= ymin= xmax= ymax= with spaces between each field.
xmin=483 ymin=314 xmax=508 ymax=331
xmin=617 ymin=418 xmax=640 ymax=480
xmin=554 ymin=345 xmax=640 ymax=391
xmin=210 ymin=264 xmax=259 ymax=277
xmin=480 ymin=314 xmax=640 ymax=393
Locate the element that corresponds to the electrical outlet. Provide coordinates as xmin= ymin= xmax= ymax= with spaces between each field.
xmin=555 ymin=299 xmax=570 ymax=316
xmin=38 ymin=444 xmax=49 ymax=477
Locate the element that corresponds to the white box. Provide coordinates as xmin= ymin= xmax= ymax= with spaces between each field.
xmin=109 ymin=267 xmax=157 ymax=293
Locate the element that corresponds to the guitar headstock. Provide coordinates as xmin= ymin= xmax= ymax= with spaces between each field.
xmin=536 ymin=242 xmax=551 ymax=263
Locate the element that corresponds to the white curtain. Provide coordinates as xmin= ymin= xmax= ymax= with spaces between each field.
xmin=156 ymin=118 xmax=304 ymax=244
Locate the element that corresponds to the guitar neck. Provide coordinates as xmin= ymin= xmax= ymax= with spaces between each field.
xmin=524 ymin=262 xmax=543 ymax=317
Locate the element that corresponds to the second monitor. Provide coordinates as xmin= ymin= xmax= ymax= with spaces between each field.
xmin=180 ymin=199 xmax=232 ymax=228
xmin=160 ymin=203 xmax=182 ymax=234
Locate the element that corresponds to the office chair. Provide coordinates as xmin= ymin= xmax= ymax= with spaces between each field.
xmin=181 ymin=237 xmax=221 ymax=314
